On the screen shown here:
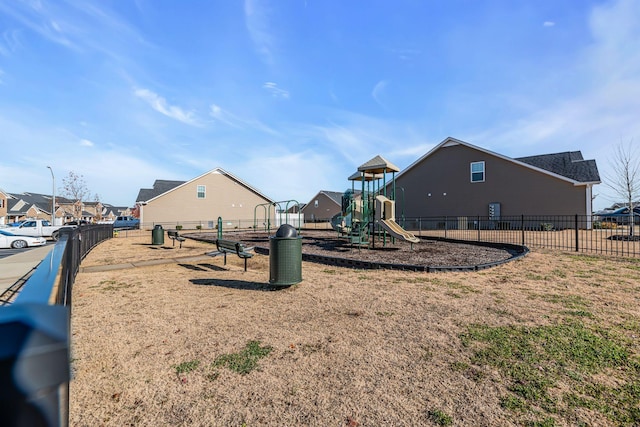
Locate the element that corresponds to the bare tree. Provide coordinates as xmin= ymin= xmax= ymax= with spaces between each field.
xmin=61 ymin=171 xmax=90 ymax=220
xmin=605 ymin=141 xmax=640 ymax=236
xmin=93 ymin=193 xmax=103 ymax=221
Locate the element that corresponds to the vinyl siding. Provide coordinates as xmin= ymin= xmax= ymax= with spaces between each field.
xmin=141 ymin=171 xmax=273 ymax=226
xmin=397 ymin=144 xmax=588 ymax=217
xmin=301 ymin=193 xmax=341 ymax=221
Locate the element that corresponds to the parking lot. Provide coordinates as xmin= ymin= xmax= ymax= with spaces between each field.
xmin=0 ymin=242 xmax=54 ymax=260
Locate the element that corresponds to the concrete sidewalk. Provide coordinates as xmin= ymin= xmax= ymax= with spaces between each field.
xmin=0 ymin=245 xmax=53 ymax=291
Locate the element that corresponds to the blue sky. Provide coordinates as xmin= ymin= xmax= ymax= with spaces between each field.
xmin=1 ymin=0 xmax=638 ymax=211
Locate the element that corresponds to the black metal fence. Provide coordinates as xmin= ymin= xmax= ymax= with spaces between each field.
xmin=301 ymin=215 xmax=640 ymax=258
xmin=400 ymin=215 xmax=640 ymax=258
xmin=140 ymin=219 xmax=257 ymax=231
xmin=0 ymin=224 xmax=112 ymax=426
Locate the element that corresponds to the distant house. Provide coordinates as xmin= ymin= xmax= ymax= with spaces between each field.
xmin=301 ymin=191 xmax=344 ymax=222
xmin=0 ymin=189 xmax=8 ymax=225
xmin=394 ymin=137 xmax=600 ymax=218
xmin=286 ymin=203 xmax=305 ymax=214
xmin=0 ymin=190 xmax=126 ymax=224
xmin=135 ymin=167 xmax=274 ymax=229
xmin=5 ymin=192 xmax=58 ymax=224
xmin=101 ymin=205 xmax=131 ymax=221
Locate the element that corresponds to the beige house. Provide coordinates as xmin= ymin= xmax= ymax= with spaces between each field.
xmin=135 ymin=168 xmax=274 ymax=229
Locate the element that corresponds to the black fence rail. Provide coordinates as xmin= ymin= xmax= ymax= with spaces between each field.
xmin=400 ymin=215 xmax=639 ymax=258
xmin=0 ymin=224 xmax=111 ymax=426
xmin=140 ymin=219 xmax=258 ymax=231
xmin=300 ymin=215 xmax=639 ymax=258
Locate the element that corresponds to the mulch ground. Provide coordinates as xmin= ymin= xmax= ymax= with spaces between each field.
xmin=191 ymin=229 xmax=519 ymax=269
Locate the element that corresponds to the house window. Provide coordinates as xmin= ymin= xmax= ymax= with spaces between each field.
xmin=314 ymin=200 xmax=319 ymax=208
xmin=471 ymin=161 xmax=485 ymax=183
xmin=197 ymin=185 xmax=206 ymax=199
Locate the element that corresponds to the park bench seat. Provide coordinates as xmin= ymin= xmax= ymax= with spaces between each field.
xmin=210 ymin=239 xmax=254 ymax=271
xmin=168 ymin=230 xmax=186 ymax=248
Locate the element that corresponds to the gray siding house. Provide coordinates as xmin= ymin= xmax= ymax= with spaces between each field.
xmin=301 ymin=191 xmax=344 ymax=222
xmin=394 ymin=137 xmax=600 ymax=219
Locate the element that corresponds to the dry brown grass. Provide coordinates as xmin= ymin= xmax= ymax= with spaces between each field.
xmin=70 ymin=235 xmax=640 ymax=426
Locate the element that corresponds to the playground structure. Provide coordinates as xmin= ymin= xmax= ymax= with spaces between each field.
xmin=332 ymin=155 xmax=420 ymax=247
xmin=253 ymin=200 xmax=303 ymax=234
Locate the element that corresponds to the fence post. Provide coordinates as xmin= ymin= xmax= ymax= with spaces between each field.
xmin=575 ymin=214 xmax=579 ymax=252
xmin=419 ymin=217 xmax=422 ymax=235
xmin=477 ymin=216 xmax=481 ymax=241
xmin=445 ymin=216 xmax=448 ymax=239
xmin=521 ymin=214 xmax=525 ymax=246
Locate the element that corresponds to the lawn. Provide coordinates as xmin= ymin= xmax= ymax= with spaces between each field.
xmin=69 ymin=236 xmax=640 ymax=426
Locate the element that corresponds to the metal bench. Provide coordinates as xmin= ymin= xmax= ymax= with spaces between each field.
xmin=213 ymin=239 xmax=254 ymax=271
xmin=167 ymin=230 xmax=186 ymax=248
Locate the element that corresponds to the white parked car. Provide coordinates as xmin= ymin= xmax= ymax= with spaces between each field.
xmin=0 ymin=229 xmax=47 ymax=249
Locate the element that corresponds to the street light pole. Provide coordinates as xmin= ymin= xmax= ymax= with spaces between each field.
xmin=47 ymin=166 xmax=55 ymax=225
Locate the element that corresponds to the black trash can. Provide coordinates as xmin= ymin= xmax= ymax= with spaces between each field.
xmin=269 ymin=224 xmax=302 ymax=286
xmin=152 ymin=224 xmax=164 ymax=245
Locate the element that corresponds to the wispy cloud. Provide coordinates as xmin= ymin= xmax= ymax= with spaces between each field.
xmin=263 ymin=82 xmax=290 ymax=99
xmin=0 ymin=1 xmax=77 ymax=49
xmin=209 ymin=104 xmax=243 ymax=128
xmin=543 ymin=21 xmax=555 ymax=27
xmin=0 ymin=29 xmax=23 ymax=56
xmin=467 ymin=0 xmax=640 ymax=208
xmin=80 ymin=138 xmax=94 ymax=147
xmin=371 ymin=80 xmax=389 ymax=109
xmin=0 ymin=1 xmax=151 ymax=66
xmin=244 ymin=0 xmax=277 ymax=65
xmin=587 ymin=0 xmax=640 ymax=81
xmin=243 ymin=150 xmax=345 ymax=201
xmin=302 ymin=111 xmax=432 ymax=168
xmin=209 ymin=103 xmax=279 ymax=135
xmin=392 ymin=47 xmax=421 ymax=61
xmin=134 ymin=88 xmax=199 ymax=126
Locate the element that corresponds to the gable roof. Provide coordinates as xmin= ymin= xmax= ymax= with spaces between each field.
xmin=321 ymin=191 xmax=344 ymax=206
xmin=348 ymin=171 xmax=385 ymax=181
xmin=358 ymin=155 xmax=400 ymax=174
xmin=136 ymin=180 xmax=185 ymax=202
xmin=7 ymin=192 xmax=56 ymax=215
xmin=302 ymin=190 xmax=342 ymax=208
xmin=135 ymin=168 xmax=274 ymax=204
xmin=399 ymin=137 xmax=601 ymax=186
xmin=515 ymin=152 xmax=600 ymax=183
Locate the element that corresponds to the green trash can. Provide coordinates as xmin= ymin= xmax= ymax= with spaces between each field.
xmin=152 ymin=224 xmax=164 ymax=245
xmin=269 ymin=224 xmax=302 ymax=286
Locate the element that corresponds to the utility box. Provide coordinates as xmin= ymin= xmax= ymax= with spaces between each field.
xmin=269 ymin=224 xmax=302 ymax=286
xmin=489 ymin=203 xmax=501 ymax=221
xmin=152 ymin=224 xmax=164 ymax=245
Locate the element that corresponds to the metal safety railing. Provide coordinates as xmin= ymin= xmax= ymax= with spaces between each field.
xmin=301 ymin=214 xmax=640 ymax=258
xmin=404 ymin=215 xmax=640 ymax=258
xmin=0 ymin=225 xmax=112 ymax=427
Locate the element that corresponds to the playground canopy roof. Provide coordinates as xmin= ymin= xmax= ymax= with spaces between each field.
xmin=357 ymin=155 xmax=400 ymax=174
xmin=348 ymin=171 xmax=385 ymax=181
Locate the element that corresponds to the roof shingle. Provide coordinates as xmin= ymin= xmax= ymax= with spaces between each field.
xmin=515 ymin=151 xmax=600 ymax=183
